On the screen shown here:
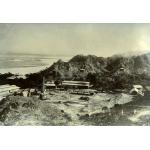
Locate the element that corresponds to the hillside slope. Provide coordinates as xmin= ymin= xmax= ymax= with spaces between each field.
xmin=26 ymin=52 xmax=150 ymax=89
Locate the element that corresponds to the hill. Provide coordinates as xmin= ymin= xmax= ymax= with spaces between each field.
xmin=0 ymin=52 xmax=148 ymax=89
xmin=24 ymin=52 xmax=150 ymax=90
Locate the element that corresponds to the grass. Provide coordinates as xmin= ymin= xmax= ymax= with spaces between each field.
xmin=0 ymin=92 xmax=136 ymax=126
xmin=0 ymin=96 xmax=71 ymax=126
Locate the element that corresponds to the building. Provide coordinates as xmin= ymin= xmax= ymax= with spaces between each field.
xmin=44 ymin=81 xmax=56 ymax=89
xmin=61 ymin=80 xmax=90 ymax=89
xmin=44 ymin=80 xmax=90 ymax=90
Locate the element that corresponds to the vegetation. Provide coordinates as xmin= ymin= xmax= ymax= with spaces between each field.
xmin=1 ymin=53 xmax=150 ymax=90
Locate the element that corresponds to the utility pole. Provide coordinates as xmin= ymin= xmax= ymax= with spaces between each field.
xmin=42 ymin=76 xmax=45 ymax=93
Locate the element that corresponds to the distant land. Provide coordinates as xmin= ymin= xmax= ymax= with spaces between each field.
xmin=1 ymin=51 xmax=74 ymax=57
xmin=0 ymin=53 xmax=71 ymax=74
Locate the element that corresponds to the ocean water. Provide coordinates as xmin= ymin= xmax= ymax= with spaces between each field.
xmin=0 ymin=54 xmax=71 ymax=75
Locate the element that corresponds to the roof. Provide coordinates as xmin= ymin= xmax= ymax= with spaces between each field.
xmin=44 ymin=83 xmax=55 ymax=87
xmin=120 ymin=67 xmax=125 ymax=70
xmin=133 ymin=85 xmax=143 ymax=89
xmin=62 ymin=83 xmax=89 ymax=86
xmin=62 ymin=81 xmax=90 ymax=86
xmin=63 ymin=80 xmax=89 ymax=83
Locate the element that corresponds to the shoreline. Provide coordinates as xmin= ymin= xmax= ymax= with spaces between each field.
xmin=0 ymin=65 xmax=49 ymax=75
xmin=0 ymin=56 xmax=71 ymax=75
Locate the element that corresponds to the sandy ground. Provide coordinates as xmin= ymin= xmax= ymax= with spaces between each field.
xmin=1 ymin=90 xmax=150 ymax=126
xmin=0 ymin=90 xmax=135 ymax=126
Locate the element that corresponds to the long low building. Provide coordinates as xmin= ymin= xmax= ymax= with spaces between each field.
xmin=61 ymin=80 xmax=90 ymax=88
xmin=44 ymin=80 xmax=91 ymax=89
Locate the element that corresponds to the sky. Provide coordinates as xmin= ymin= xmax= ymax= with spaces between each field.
xmin=0 ymin=23 xmax=150 ymax=57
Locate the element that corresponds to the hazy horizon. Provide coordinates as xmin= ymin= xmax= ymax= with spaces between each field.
xmin=1 ymin=23 xmax=150 ymax=57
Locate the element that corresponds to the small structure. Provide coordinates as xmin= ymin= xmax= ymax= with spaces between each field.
xmin=130 ymin=85 xmax=144 ymax=96
xmin=22 ymin=90 xmax=29 ymax=97
xmin=119 ymin=67 xmax=125 ymax=71
xmin=44 ymin=81 xmax=56 ymax=89
xmin=80 ymin=68 xmax=85 ymax=72
xmin=21 ymin=88 xmax=38 ymax=97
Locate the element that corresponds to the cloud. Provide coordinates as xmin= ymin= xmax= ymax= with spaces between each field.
xmin=0 ymin=23 xmax=149 ymax=56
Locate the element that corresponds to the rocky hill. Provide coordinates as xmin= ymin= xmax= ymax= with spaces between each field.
xmin=25 ymin=52 xmax=150 ymax=89
xmin=41 ymin=52 xmax=150 ymax=76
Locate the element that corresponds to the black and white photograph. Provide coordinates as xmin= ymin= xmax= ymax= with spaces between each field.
xmin=0 ymin=23 xmax=150 ymax=126
xmin=1 ymin=0 xmax=150 ymax=150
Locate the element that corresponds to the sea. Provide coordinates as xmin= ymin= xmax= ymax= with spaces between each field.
xmin=0 ymin=53 xmax=71 ymax=75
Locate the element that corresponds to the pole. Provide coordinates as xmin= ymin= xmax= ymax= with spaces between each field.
xmin=42 ymin=76 xmax=45 ymax=93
